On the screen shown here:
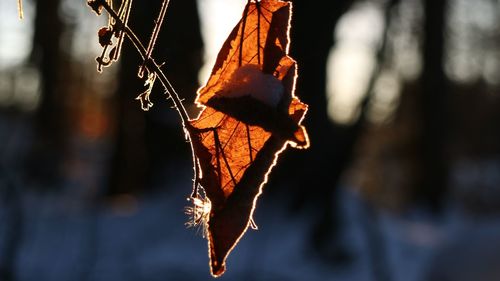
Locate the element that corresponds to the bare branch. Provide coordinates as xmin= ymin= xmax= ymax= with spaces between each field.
xmin=96 ymin=0 xmax=191 ymax=127
xmin=138 ymin=0 xmax=170 ymax=78
xmin=88 ymin=0 xmax=202 ymax=197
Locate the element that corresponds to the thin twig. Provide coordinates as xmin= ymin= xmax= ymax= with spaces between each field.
xmin=112 ymin=0 xmax=133 ymax=61
xmin=139 ymin=0 xmax=170 ymax=78
xmin=99 ymin=0 xmax=191 ymax=127
xmin=17 ymin=0 xmax=23 ymax=19
xmin=96 ymin=0 xmax=202 ymax=197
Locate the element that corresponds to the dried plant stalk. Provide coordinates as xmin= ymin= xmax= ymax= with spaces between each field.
xmin=138 ymin=0 xmax=170 ymax=79
xmin=17 ymin=0 xmax=23 ymax=19
xmin=87 ymin=0 xmax=199 ymax=192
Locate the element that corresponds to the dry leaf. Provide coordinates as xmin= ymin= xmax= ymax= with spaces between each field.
xmin=188 ymin=0 xmax=309 ymax=276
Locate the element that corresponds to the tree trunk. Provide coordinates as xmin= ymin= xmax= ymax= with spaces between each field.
xmin=273 ymin=0 xmax=353 ymax=261
xmin=26 ymin=0 xmax=65 ymax=185
xmin=0 ymin=166 xmax=23 ymax=281
xmin=416 ymin=0 xmax=448 ymax=212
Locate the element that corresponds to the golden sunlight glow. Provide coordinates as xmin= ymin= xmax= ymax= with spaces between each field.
xmin=369 ymin=70 xmax=401 ymax=124
xmin=185 ymin=195 xmax=211 ymax=237
xmin=197 ymin=0 xmax=246 ymax=84
xmin=327 ymin=2 xmax=384 ymax=124
xmin=0 ymin=0 xmax=33 ymax=69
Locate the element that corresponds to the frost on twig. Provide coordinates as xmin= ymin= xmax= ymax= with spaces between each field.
xmin=86 ymin=0 xmax=195 ymax=176
xmin=138 ymin=0 xmax=170 ymax=79
xmin=88 ymin=0 xmax=133 ymax=72
xmin=135 ymin=71 xmax=156 ymax=111
xmin=185 ymin=187 xmax=211 ymax=238
xmin=87 ymin=0 xmax=178 ymax=113
xmin=135 ymin=0 xmax=170 ymax=110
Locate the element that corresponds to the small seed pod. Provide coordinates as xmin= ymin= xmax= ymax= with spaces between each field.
xmin=98 ymin=27 xmax=113 ymax=47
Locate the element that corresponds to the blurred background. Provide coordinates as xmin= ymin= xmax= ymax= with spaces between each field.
xmin=1 ymin=0 xmax=500 ymax=280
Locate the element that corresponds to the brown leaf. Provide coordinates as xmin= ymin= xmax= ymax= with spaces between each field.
xmin=188 ymin=0 xmax=309 ymax=276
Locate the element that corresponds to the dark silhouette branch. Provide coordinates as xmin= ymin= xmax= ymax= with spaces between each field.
xmin=88 ymin=0 xmax=202 ymax=195
xmin=138 ymin=0 xmax=170 ymax=78
xmin=94 ymin=0 xmax=191 ymax=127
xmin=417 ymin=0 xmax=448 ymax=212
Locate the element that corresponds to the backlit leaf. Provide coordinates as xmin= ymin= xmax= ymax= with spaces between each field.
xmin=188 ymin=0 xmax=309 ymax=276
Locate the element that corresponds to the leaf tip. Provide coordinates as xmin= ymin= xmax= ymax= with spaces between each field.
xmin=208 ymin=238 xmax=227 ymax=277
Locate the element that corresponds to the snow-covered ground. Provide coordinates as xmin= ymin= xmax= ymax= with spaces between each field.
xmin=3 ymin=174 xmax=498 ymax=281
xmin=2 ymin=113 xmax=500 ymax=281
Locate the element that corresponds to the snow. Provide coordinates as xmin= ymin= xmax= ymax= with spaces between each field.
xmin=219 ymin=64 xmax=284 ymax=107
xmin=0 ymin=179 xmax=462 ymax=281
xmin=2 ymin=113 xmax=500 ymax=281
